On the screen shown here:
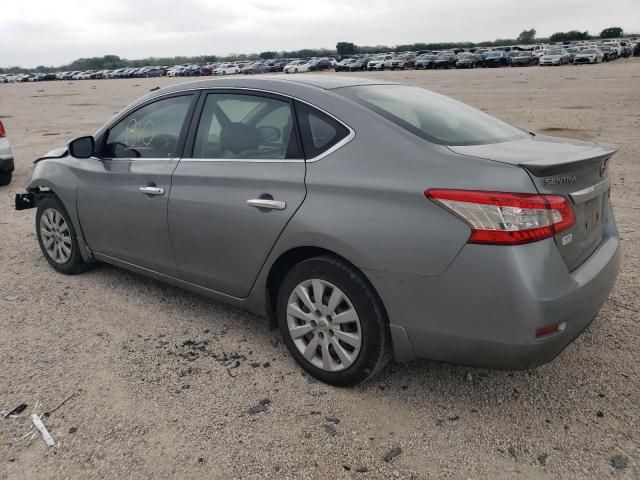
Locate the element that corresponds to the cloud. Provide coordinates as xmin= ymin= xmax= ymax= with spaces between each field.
xmin=1 ymin=0 xmax=638 ymax=67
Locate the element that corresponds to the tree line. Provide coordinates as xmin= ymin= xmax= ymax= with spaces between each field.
xmin=1 ymin=27 xmax=632 ymax=74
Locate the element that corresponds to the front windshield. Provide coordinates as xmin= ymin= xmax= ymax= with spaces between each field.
xmin=485 ymin=52 xmax=501 ymax=58
xmin=582 ymin=49 xmax=597 ymax=54
xmin=548 ymin=50 xmax=562 ymax=55
xmin=338 ymin=85 xmax=527 ymax=146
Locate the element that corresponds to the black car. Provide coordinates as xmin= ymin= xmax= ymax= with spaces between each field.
xmin=432 ymin=53 xmax=458 ymax=69
xmin=414 ymin=54 xmax=436 ymax=69
xmin=268 ymin=60 xmax=289 ymax=72
xmin=483 ymin=51 xmax=510 ymax=67
xmin=455 ymin=53 xmax=481 ymax=69
xmin=308 ymin=59 xmax=332 ymax=71
xmin=510 ymin=51 xmax=539 ymax=67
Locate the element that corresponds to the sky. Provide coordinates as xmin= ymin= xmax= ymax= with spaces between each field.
xmin=1 ymin=0 xmax=639 ymax=68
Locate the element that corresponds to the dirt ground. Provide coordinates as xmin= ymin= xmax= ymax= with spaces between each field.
xmin=1 ymin=60 xmax=639 ymax=480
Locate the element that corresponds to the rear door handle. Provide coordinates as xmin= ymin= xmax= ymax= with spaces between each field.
xmin=139 ymin=186 xmax=165 ymax=196
xmin=247 ymin=199 xmax=286 ymax=210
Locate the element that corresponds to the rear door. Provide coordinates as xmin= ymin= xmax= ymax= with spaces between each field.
xmin=168 ymin=90 xmax=306 ymax=297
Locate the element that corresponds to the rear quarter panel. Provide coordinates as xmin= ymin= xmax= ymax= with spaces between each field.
xmin=262 ymin=91 xmax=539 ymax=278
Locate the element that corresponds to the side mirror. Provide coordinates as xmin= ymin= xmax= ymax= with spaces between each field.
xmin=68 ymin=136 xmax=95 ymax=159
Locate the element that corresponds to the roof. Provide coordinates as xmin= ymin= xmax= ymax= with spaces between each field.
xmin=149 ymin=74 xmax=398 ymax=98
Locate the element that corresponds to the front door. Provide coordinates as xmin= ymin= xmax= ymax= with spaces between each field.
xmin=169 ymin=91 xmax=306 ymax=297
xmin=77 ymin=93 xmax=195 ymax=275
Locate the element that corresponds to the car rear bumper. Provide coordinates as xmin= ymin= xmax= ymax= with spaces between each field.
xmin=0 ymin=155 xmax=14 ymax=173
xmin=365 ymin=215 xmax=620 ymax=368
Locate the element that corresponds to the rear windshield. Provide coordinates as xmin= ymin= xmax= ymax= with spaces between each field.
xmin=337 ymin=85 xmax=527 ymax=146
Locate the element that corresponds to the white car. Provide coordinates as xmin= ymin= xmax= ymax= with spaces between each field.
xmin=0 ymin=120 xmax=14 ymax=186
xmin=213 ymin=64 xmax=240 ymax=75
xmin=283 ymin=60 xmax=310 ymax=73
xmin=367 ymin=55 xmax=394 ymax=70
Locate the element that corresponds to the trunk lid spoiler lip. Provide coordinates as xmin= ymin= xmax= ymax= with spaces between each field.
xmin=518 ymin=143 xmax=618 ymax=177
xmin=447 ymin=140 xmax=618 ymax=177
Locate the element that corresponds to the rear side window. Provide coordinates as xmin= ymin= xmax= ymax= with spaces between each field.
xmin=193 ymin=93 xmax=300 ymax=160
xmin=337 ymin=85 xmax=527 ymax=146
xmin=295 ymin=101 xmax=350 ymax=159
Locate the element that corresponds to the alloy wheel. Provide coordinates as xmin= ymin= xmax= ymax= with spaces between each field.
xmin=286 ymin=279 xmax=362 ymax=372
xmin=39 ymin=208 xmax=72 ymax=264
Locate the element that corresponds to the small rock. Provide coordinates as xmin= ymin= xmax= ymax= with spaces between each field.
xmin=596 ymin=411 xmax=604 ymax=418
xmin=325 ymin=417 xmax=340 ymax=424
xmin=466 ymin=372 xmax=473 ymax=382
xmin=384 ymin=446 xmax=402 ymax=462
xmin=355 ymin=466 xmax=369 ymax=473
xmin=247 ymin=404 xmax=268 ymax=415
xmin=538 ymin=453 xmax=548 ymax=466
xmin=343 ymin=465 xmax=350 ymax=471
xmin=3 ymin=295 xmax=20 ymax=302
xmin=149 ymin=86 xmax=160 ymax=92
xmin=610 ymin=455 xmax=628 ymax=470
xmin=262 ymin=362 xmax=271 ymax=368
xmin=448 ymin=415 xmax=460 ymax=421
xmin=250 ymin=363 xmax=261 ymax=368
xmin=508 ymin=446 xmax=517 ymax=459
xmin=69 ymin=427 xmax=77 ymax=434
xmin=198 ymin=457 xmax=204 ymax=464
xmin=324 ymin=424 xmax=337 ymax=437
xmin=259 ymin=398 xmax=270 ymax=406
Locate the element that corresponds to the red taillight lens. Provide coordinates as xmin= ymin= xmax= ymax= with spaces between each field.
xmin=425 ymin=189 xmax=575 ymax=245
xmin=0 ymin=121 xmax=5 ymax=138
xmin=535 ymin=323 xmax=560 ymax=337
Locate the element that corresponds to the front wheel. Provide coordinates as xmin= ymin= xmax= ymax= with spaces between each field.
xmin=36 ymin=196 xmax=90 ymax=275
xmin=278 ymin=255 xmax=391 ymax=386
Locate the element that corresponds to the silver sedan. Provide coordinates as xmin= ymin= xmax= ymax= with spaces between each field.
xmin=16 ymin=76 xmax=620 ymax=385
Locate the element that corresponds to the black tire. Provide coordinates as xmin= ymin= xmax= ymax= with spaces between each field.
xmin=36 ymin=195 xmax=90 ymax=275
xmin=277 ymin=255 xmax=392 ymax=386
xmin=0 ymin=172 xmax=11 ymax=186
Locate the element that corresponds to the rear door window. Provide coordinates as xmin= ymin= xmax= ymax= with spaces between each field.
xmin=192 ymin=93 xmax=300 ymax=159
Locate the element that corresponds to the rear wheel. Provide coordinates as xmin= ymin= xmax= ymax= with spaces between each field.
xmin=278 ymin=255 xmax=391 ymax=386
xmin=0 ymin=172 xmax=11 ymax=186
xmin=36 ymin=196 xmax=90 ymax=275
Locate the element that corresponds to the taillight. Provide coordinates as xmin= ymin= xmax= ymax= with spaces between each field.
xmin=0 ymin=121 xmax=5 ymax=138
xmin=425 ymin=189 xmax=575 ymax=245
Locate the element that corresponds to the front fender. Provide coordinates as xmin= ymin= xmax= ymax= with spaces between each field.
xmin=25 ymin=157 xmax=95 ymax=263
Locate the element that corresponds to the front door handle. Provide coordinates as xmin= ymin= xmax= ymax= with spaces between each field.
xmin=139 ymin=186 xmax=165 ymax=196
xmin=247 ymin=199 xmax=286 ymax=210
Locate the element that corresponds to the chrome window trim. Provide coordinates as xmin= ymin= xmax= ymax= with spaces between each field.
xmin=96 ymin=86 xmax=355 ymax=164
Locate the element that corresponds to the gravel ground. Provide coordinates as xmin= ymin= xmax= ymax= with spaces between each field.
xmin=1 ymin=60 xmax=639 ymax=479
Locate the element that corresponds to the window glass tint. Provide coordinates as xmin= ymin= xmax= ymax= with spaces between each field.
xmin=295 ymin=101 xmax=350 ymax=158
xmin=193 ymin=93 xmax=299 ymax=159
xmin=338 ymin=85 xmax=527 ymax=146
xmin=104 ymin=95 xmax=192 ymax=158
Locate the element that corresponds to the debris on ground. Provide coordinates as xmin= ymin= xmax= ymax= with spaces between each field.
xmin=44 ymin=391 xmax=77 ymax=417
xmin=324 ymin=423 xmax=337 ymax=437
xmin=325 ymin=416 xmax=340 ymax=424
xmin=538 ymin=453 xmax=548 ymax=466
xmin=247 ymin=399 xmax=271 ymax=415
xmin=149 ymin=86 xmax=160 ymax=92
xmin=610 ymin=455 xmax=628 ymax=470
xmin=31 ymin=414 xmax=55 ymax=446
xmin=4 ymin=403 xmax=28 ymax=418
xmin=384 ymin=446 xmax=402 ymax=462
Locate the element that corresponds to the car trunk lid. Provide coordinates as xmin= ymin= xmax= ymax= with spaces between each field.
xmin=449 ymin=135 xmax=617 ymax=271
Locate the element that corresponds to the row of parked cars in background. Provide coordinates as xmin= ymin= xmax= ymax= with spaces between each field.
xmin=2 ymin=39 xmax=638 ymax=83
